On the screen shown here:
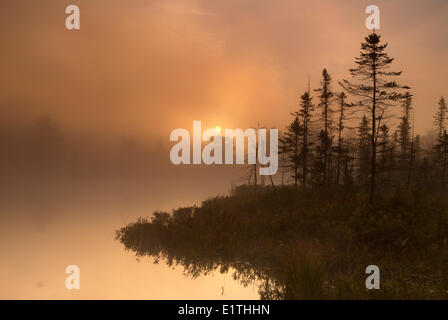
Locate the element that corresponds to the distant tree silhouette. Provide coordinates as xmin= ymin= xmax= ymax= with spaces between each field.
xmin=397 ymin=92 xmax=413 ymax=184
xmin=434 ymin=97 xmax=447 ymax=142
xmin=434 ymin=130 xmax=448 ymax=190
xmin=279 ymin=130 xmax=289 ymax=186
xmin=298 ymin=92 xmax=314 ymax=191
xmin=433 ymin=97 xmax=448 ymax=189
xmin=281 ymin=116 xmax=302 ymax=189
xmin=314 ymin=69 xmax=334 ymax=184
xmin=357 ymin=115 xmax=371 ymax=187
xmin=398 ymin=92 xmax=413 ymax=163
xmin=334 ymin=92 xmax=354 ymax=185
xmin=378 ymin=124 xmax=391 ymax=184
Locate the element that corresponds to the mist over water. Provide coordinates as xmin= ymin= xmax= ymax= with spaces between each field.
xmin=0 ymin=212 xmax=258 ymax=299
xmin=0 ymin=118 xmax=258 ymax=299
xmin=0 ymin=170 xmax=258 ymax=299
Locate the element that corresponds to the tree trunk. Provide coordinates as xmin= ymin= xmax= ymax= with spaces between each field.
xmin=303 ymin=122 xmax=308 ymax=191
xmin=370 ymin=59 xmax=377 ymax=203
xmin=336 ymin=111 xmax=343 ymax=185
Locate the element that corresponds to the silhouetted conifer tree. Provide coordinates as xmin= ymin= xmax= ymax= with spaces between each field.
xmin=298 ymin=92 xmax=314 ymax=190
xmin=340 ymin=33 xmax=409 ymax=202
xmin=314 ymin=69 xmax=333 ymax=184
xmin=281 ymin=116 xmax=302 ymax=189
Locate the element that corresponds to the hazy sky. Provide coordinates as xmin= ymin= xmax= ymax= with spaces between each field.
xmin=1 ymin=0 xmax=447 ymax=138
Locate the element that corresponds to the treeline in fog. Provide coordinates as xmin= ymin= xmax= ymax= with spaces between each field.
xmin=255 ymin=33 xmax=447 ymax=201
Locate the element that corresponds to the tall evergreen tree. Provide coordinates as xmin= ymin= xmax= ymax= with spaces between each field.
xmin=340 ymin=33 xmax=409 ymax=202
xmin=434 ymin=130 xmax=448 ymax=190
xmin=298 ymin=92 xmax=314 ymax=191
xmin=279 ymin=130 xmax=288 ymax=186
xmin=433 ymin=97 xmax=448 ymax=190
xmin=398 ymin=92 xmax=413 ymax=164
xmin=281 ymin=116 xmax=302 ymax=189
xmin=315 ymin=69 xmax=334 ymax=184
xmin=441 ymin=131 xmax=448 ymax=190
xmin=434 ymin=97 xmax=447 ymax=142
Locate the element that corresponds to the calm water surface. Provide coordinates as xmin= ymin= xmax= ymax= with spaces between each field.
xmin=0 ymin=207 xmax=258 ymax=299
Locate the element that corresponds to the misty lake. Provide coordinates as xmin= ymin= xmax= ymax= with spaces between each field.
xmin=0 ymin=207 xmax=258 ymax=299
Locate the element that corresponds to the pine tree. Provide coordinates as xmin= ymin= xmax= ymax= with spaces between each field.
xmin=281 ymin=116 xmax=302 ymax=189
xmin=314 ymin=69 xmax=334 ymax=184
xmin=435 ymin=130 xmax=448 ymax=190
xmin=398 ymin=92 xmax=413 ymax=164
xmin=340 ymin=32 xmax=409 ymax=202
xmin=442 ymin=131 xmax=448 ymax=190
xmin=434 ymin=97 xmax=447 ymax=142
xmin=279 ymin=130 xmax=288 ymax=186
xmin=298 ymin=92 xmax=314 ymax=191
xmin=433 ymin=97 xmax=448 ymax=190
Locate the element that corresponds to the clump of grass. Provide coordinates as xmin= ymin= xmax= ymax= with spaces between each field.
xmin=280 ymin=242 xmax=325 ymax=299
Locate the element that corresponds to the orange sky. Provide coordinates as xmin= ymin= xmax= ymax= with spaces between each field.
xmin=1 ymin=0 xmax=447 ymax=138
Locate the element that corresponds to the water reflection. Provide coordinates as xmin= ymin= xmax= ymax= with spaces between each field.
xmin=0 ymin=215 xmax=257 ymax=299
xmin=117 ymin=214 xmax=290 ymax=300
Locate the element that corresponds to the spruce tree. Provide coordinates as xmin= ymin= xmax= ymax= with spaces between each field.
xmin=398 ymin=92 xmax=413 ymax=164
xmin=340 ymin=32 xmax=409 ymax=202
xmin=281 ymin=116 xmax=302 ymax=189
xmin=433 ymin=97 xmax=448 ymax=190
xmin=434 ymin=97 xmax=447 ymax=142
xmin=315 ymin=69 xmax=334 ymax=184
xmin=298 ymin=92 xmax=314 ymax=190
